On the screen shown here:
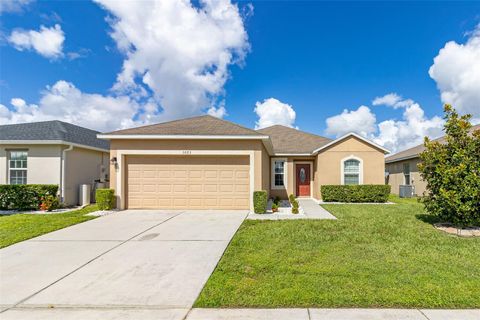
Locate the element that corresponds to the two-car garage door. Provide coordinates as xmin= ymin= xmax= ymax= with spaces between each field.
xmin=126 ymin=155 xmax=250 ymax=209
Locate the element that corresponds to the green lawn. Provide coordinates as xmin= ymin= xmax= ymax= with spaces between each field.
xmin=195 ymin=197 xmax=480 ymax=308
xmin=0 ymin=205 xmax=98 ymax=248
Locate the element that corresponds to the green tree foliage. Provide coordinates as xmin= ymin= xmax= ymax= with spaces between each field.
xmin=419 ymin=105 xmax=480 ymax=226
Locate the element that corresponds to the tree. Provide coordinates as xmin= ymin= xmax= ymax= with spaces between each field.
xmin=418 ymin=105 xmax=480 ymax=226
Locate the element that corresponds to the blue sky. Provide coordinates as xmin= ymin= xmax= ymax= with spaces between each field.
xmin=1 ymin=1 xmax=480 ymax=152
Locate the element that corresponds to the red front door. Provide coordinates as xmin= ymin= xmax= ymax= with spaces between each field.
xmin=296 ymin=164 xmax=310 ymax=197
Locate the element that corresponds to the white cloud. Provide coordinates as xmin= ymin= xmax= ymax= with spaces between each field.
xmin=325 ymin=106 xmax=377 ymax=137
xmin=94 ymin=0 xmax=249 ymax=120
xmin=0 ymin=80 xmax=162 ymax=132
xmin=373 ymin=102 xmax=444 ymax=153
xmin=0 ymin=0 xmax=32 ymax=15
xmin=372 ymin=93 xmax=414 ymax=109
xmin=207 ymin=105 xmax=227 ymax=118
xmin=8 ymin=24 xmax=65 ymax=59
xmin=254 ymin=98 xmax=296 ymax=129
xmin=429 ymin=24 xmax=480 ymax=122
xmin=325 ymin=97 xmax=444 ymax=153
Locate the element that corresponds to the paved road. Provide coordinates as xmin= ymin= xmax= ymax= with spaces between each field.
xmin=0 ymin=210 xmax=247 ymax=319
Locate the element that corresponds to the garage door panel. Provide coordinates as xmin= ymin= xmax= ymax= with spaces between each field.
xmin=126 ymin=156 xmax=250 ymax=210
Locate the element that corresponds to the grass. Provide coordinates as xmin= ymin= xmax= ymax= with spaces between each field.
xmin=0 ymin=205 xmax=98 ymax=248
xmin=195 ymin=196 xmax=480 ymax=308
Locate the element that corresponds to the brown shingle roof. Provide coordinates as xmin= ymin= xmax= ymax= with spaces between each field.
xmin=385 ymin=124 xmax=480 ymax=163
xmin=256 ymin=125 xmax=332 ymax=154
xmin=104 ymin=115 xmax=263 ymax=136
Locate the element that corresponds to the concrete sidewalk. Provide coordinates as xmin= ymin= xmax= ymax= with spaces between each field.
xmin=1 ymin=307 xmax=478 ymax=319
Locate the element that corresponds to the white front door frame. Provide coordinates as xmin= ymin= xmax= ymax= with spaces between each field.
xmin=115 ymin=149 xmax=255 ymax=211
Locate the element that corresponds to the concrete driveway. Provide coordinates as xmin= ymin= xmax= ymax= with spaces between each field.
xmin=0 ymin=209 xmax=247 ymax=319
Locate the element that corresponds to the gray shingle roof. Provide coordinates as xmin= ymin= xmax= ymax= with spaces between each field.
xmin=104 ymin=115 xmax=264 ymax=136
xmin=385 ymin=124 xmax=480 ymax=163
xmin=0 ymin=120 xmax=109 ymax=151
xmin=256 ymin=125 xmax=332 ymax=154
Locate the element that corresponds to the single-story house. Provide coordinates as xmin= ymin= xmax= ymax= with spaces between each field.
xmin=385 ymin=124 xmax=480 ymax=196
xmin=99 ymin=115 xmax=389 ymax=211
xmin=0 ymin=121 xmax=110 ymax=205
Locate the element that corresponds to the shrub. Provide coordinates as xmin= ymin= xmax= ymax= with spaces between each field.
xmin=40 ymin=195 xmax=59 ymax=211
xmin=321 ymin=185 xmax=390 ymax=203
xmin=95 ymin=188 xmax=116 ymax=210
xmin=419 ymin=105 xmax=480 ymax=226
xmin=0 ymin=184 xmax=59 ymax=210
xmin=271 ymin=203 xmax=279 ymax=213
xmin=253 ymin=190 xmax=267 ymax=214
xmin=289 ymin=194 xmax=300 ymax=214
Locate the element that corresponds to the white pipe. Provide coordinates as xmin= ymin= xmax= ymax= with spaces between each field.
xmin=60 ymin=145 xmax=74 ymax=203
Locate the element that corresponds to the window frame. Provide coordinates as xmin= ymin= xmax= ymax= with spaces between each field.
xmin=271 ymin=158 xmax=287 ymax=190
xmin=340 ymin=155 xmax=363 ymax=185
xmin=7 ymin=150 xmax=28 ymax=185
xmin=403 ymin=163 xmax=411 ymax=185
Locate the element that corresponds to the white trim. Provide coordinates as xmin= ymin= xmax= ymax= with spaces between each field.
xmin=60 ymin=145 xmax=73 ymax=202
xmin=312 ymin=132 xmax=390 ymax=154
xmin=271 ymin=157 xmax=287 ymax=190
xmin=0 ymin=140 xmax=109 ymax=153
xmin=98 ymin=134 xmax=269 ymax=140
xmin=115 ymin=150 xmax=255 ymax=211
xmin=341 ymin=155 xmax=364 ymax=185
xmin=275 ymin=153 xmax=312 ymax=156
xmin=294 ymin=161 xmax=313 ymax=198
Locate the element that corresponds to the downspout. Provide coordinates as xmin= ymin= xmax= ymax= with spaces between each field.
xmin=60 ymin=145 xmax=74 ymax=203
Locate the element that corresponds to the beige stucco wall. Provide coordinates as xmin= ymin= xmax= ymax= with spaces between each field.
xmin=64 ymin=147 xmax=110 ymax=205
xmin=315 ymin=136 xmax=386 ymax=199
xmin=109 ymin=139 xmax=268 ymax=209
xmin=0 ymin=144 xmax=62 ymax=185
xmin=386 ymin=157 xmax=427 ymax=196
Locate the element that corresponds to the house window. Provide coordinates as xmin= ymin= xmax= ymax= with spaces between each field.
xmin=8 ymin=151 xmax=28 ymax=185
xmin=403 ymin=163 xmax=411 ymax=185
xmin=343 ymin=159 xmax=360 ymax=185
xmin=271 ymin=159 xmax=286 ymax=189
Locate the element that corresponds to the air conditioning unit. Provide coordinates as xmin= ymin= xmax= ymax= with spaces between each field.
xmin=399 ymin=185 xmax=414 ymax=198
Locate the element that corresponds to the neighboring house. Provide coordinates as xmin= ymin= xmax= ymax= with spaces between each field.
xmin=385 ymin=124 xmax=480 ymax=196
xmin=98 ymin=115 xmax=389 ymax=211
xmin=0 ymin=121 xmax=110 ymax=205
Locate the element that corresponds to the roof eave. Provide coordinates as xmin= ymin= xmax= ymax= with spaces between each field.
xmin=0 ymin=140 xmax=109 ymax=153
xmin=97 ymin=134 xmax=270 ymax=140
xmin=385 ymin=154 xmax=419 ymax=164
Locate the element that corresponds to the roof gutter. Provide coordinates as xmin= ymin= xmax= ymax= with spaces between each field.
xmin=97 ymin=134 xmax=270 ymax=140
xmin=0 ymin=140 xmax=108 ymax=153
xmin=385 ymin=154 xmax=419 ymax=164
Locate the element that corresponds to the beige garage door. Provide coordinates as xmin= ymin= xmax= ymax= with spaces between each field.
xmin=126 ymin=155 xmax=250 ymax=209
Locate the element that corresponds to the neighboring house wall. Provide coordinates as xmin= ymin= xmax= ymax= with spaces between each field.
xmin=64 ymin=147 xmax=110 ymax=206
xmin=109 ymin=139 xmax=268 ymax=209
xmin=316 ymin=136 xmax=385 ymax=199
xmin=386 ymin=157 xmax=427 ymax=196
xmin=0 ymin=144 xmax=62 ymax=186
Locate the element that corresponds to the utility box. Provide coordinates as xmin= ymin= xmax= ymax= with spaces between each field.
xmin=399 ymin=185 xmax=414 ymax=198
xmin=79 ymin=184 xmax=91 ymax=206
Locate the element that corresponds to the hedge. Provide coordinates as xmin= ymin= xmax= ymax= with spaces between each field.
xmin=95 ymin=188 xmax=116 ymax=210
xmin=0 ymin=184 xmax=59 ymax=210
xmin=253 ymin=190 xmax=267 ymax=214
xmin=321 ymin=185 xmax=391 ymax=203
